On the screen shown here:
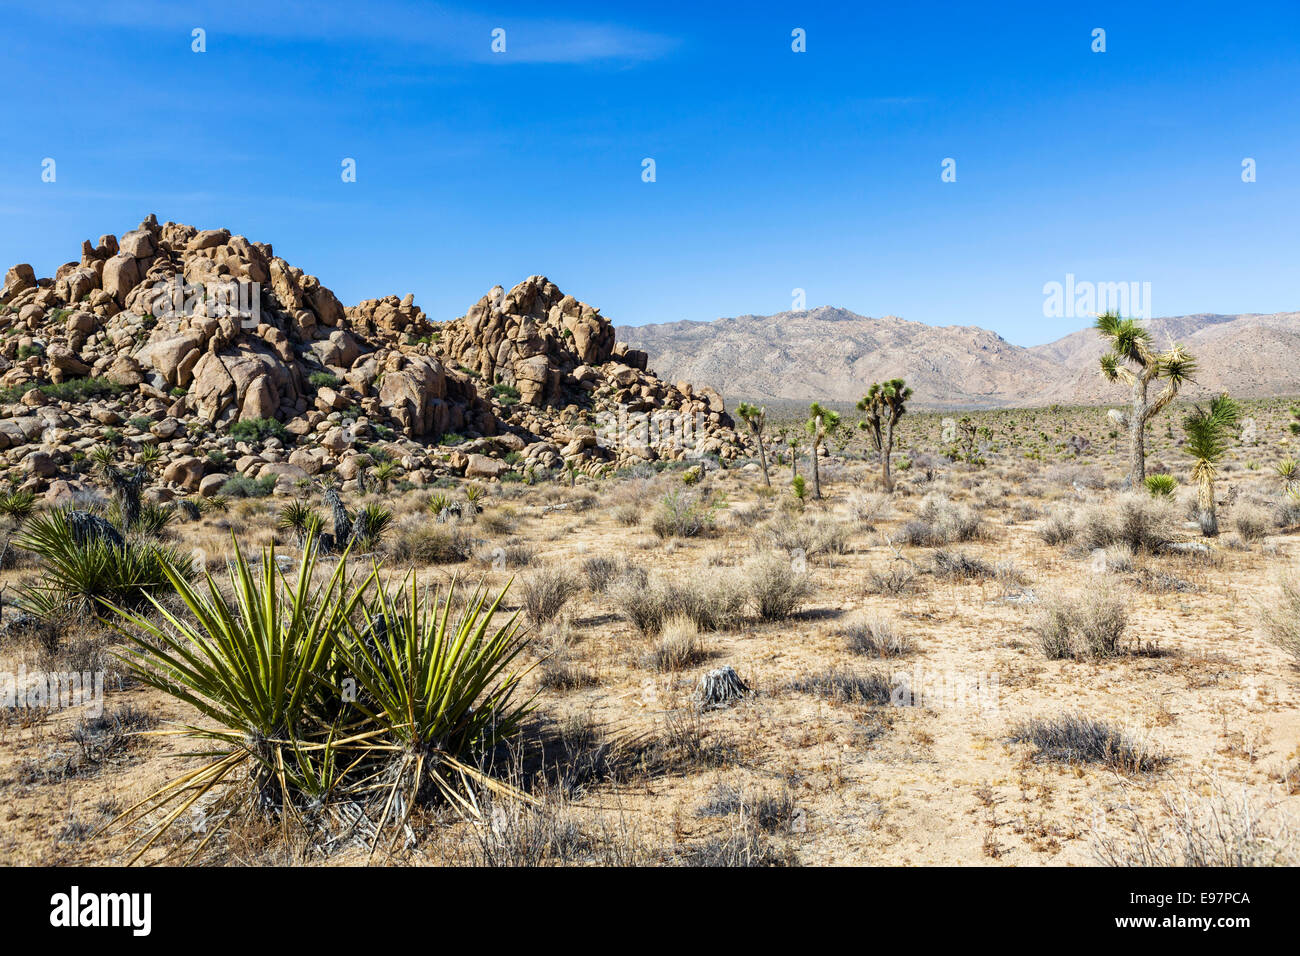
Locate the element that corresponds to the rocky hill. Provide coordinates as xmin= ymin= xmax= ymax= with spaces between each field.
xmin=618 ymin=307 xmax=1300 ymax=408
xmin=0 ymin=217 xmax=741 ymax=502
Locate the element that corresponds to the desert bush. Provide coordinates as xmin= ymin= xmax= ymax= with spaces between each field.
xmin=897 ymin=493 xmax=981 ymax=546
xmin=650 ymin=490 xmax=716 ymax=539
xmin=1011 ymin=714 xmax=1161 ymax=772
xmin=611 ymin=501 xmax=642 ymax=527
xmin=745 ymin=552 xmax=813 ymax=620
xmin=1076 ymin=492 xmax=1178 ymax=552
xmin=867 ymin=560 xmax=918 ymax=595
xmin=845 ymin=491 xmax=893 ymax=528
xmin=842 ymin=614 xmax=913 ymax=657
xmin=931 ymin=549 xmax=993 ymax=580
xmin=581 ymin=556 xmax=624 ymax=593
xmin=760 ymin=515 xmax=850 ymax=558
xmin=478 ymin=508 xmax=518 ymax=536
xmin=219 ymin=474 xmax=278 ymax=498
xmin=642 ymin=616 xmax=707 ymax=671
xmin=1034 ymin=589 xmax=1129 ymax=659
xmin=1233 ymin=503 xmax=1271 ymax=542
xmin=1259 ymin=572 xmax=1300 ymax=661
xmin=1037 ymin=507 xmax=1075 ymax=545
xmin=612 ymin=572 xmax=745 ymax=635
xmin=518 ymin=566 xmax=582 ymax=623
xmin=386 ymin=519 xmax=473 ymax=564
xmin=786 ymin=669 xmax=893 ymax=704
xmin=1093 ymin=779 xmax=1297 ymax=866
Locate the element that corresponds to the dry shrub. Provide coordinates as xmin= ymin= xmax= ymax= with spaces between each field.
xmin=1035 ymin=589 xmax=1129 ymax=659
xmin=1093 ymin=778 xmax=1297 ymax=866
xmin=642 ymin=616 xmax=707 ymax=671
xmin=1076 ymin=493 xmax=1178 ymax=553
xmin=745 ymin=552 xmax=814 ymax=620
xmin=519 ymin=566 xmax=582 ymax=623
xmin=385 ymin=518 xmax=473 ymax=564
xmin=759 ymin=515 xmax=851 ymax=558
xmin=612 ymin=571 xmax=745 ymax=635
xmin=1259 ymin=572 xmax=1300 ymax=661
xmin=846 ymin=491 xmax=893 ymax=528
xmin=1233 ymin=503 xmax=1271 ymax=542
xmin=842 ymin=614 xmax=913 ymax=657
xmin=1012 ymin=714 xmax=1161 ymax=773
xmin=897 ymin=493 xmax=981 ymax=546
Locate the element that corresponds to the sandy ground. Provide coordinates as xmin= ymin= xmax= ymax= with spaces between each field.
xmin=2 ymin=400 xmax=1298 ymax=866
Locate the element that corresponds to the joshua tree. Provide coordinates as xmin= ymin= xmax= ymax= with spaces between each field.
xmin=736 ymin=403 xmax=771 ymax=487
xmin=105 ymin=465 xmax=148 ymax=532
xmin=804 ymin=402 xmax=841 ymax=500
xmin=857 ymin=378 xmax=911 ymax=492
xmin=1181 ymin=393 xmax=1240 ymax=537
xmin=1096 ymin=311 xmax=1196 ymax=488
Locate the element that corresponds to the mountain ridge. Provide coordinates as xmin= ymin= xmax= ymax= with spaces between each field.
xmin=617 ymin=307 xmax=1300 ymax=409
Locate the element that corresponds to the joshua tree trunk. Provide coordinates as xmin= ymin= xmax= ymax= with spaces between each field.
xmin=881 ymin=420 xmax=895 ymax=493
xmin=790 ymin=449 xmax=798 ymax=481
xmin=1196 ymin=475 xmax=1218 ymax=536
xmin=810 ymin=442 xmax=822 ymax=500
xmin=1128 ymin=378 xmax=1148 ymax=489
xmin=755 ymin=435 xmax=770 ymax=487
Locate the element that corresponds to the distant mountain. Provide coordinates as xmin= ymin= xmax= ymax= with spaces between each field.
xmin=617 ymin=307 xmax=1300 ymax=409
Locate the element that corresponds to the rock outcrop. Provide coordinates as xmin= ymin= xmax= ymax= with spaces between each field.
xmin=0 ymin=217 xmax=742 ymax=499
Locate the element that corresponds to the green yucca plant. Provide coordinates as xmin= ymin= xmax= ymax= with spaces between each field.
xmin=337 ymin=576 xmax=535 ymax=851
xmin=108 ymin=536 xmax=375 ymax=862
xmin=352 ymin=502 xmax=393 ymax=550
xmin=137 ymin=444 xmax=164 ymax=469
xmin=463 ymin=484 xmax=486 ymax=507
xmin=428 ymin=492 xmax=452 ymax=516
xmin=370 ymin=459 xmax=400 ymax=492
xmin=1275 ymin=456 xmax=1299 ymax=492
xmin=14 ymin=509 xmax=190 ymax=618
xmin=1182 ymin=393 xmax=1241 ymax=537
xmin=108 ymin=536 xmax=535 ymax=863
xmin=278 ymin=499 xmax=323 ymax=548
xmin=1143 ymin=473 xmax=1178 ymax=497
xmin=0 ymin=486 xmax=36 ymax=525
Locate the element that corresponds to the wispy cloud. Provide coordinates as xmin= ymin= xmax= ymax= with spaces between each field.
xmin=31 ymin=0 xmax=679 ymax=64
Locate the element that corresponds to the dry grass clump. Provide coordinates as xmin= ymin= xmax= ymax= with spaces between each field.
xmin=931 ymin=549 xmax=994 ymax=581
xmin=581 ymin=555 xmax=634 ymax=594
xmin=785 ymin=668 xmax=893 ymax=704
xmin=1037 ymin=507 xmax=1075 ymax=545
xmin=650 ymin=491 xmax=716 ymax=540
xmin=1074 ymin=492 xmax=1179 ymax=553
xmin=745 ymin=552 xmax=814 ymax=620
xmin=1034 ymin=589 xmax=1129 ymax=659
xmin=759 ymin=514 xmax=851 ymax=558
xmin=642 ymin=616 xmax=707 ymax=672
xmin=611 ymin=501 xmax=642 ymax=527
xmin=1259 ymin=572 xmax=1300 ymax=661
xmin=518 ymin=566 xmax=582 ymax=623
xmin=845 ymin=491 xmax=893 ymax=528
xmin=1011 ymin=714 xmax=1162 ymax=773
xmin=897 ymin=493 xmax=981 ymax=546
xmin=1093 ymin=780 xmax=1297 ymax=866
xmin=612 ymin=571 xmax=745 ymax=635
xmin=384 ymin=519 xmax=474 ymax=564
xmin=1233 ymin=503 xmax=1271 ymax=542
xmin=841 ymin=613 xmax=913 ymax=657
xmin=478 ymin=509 xmax=519 ymax=536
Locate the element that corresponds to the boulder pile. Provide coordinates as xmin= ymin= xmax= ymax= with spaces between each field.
xmin=0 ymin=217 xmax=742 ymax=502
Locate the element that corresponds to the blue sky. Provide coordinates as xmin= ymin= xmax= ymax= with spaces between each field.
xmin=1 ymin=0 xmax=1297 ymax=346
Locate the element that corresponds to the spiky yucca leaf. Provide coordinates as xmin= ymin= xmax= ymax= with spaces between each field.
xmin=106 ymin=535 xmax=377 ymax=861
xmin=14 ymin=509 xmax=189 ymax=618
xmin=337 ymin=575 xmax=535 ymax=835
